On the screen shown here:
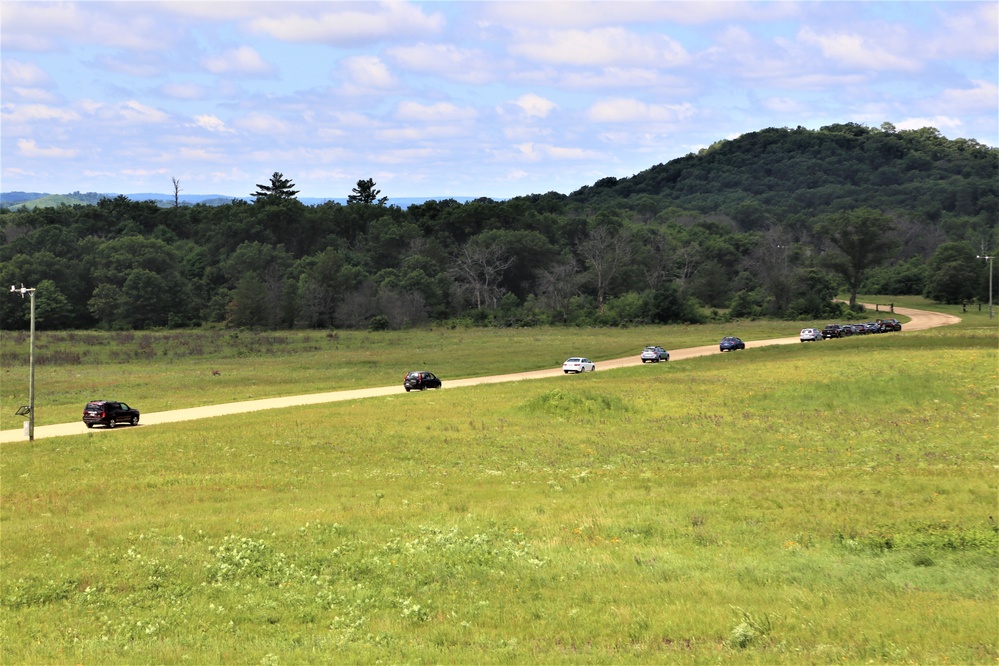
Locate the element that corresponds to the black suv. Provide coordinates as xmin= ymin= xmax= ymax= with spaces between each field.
xmin=83 ymin=400 xmax=140 ymax=428
xmin=878 ymin=318 xmax=902 ymax=332
xmin=403 ymin=371 xmax=442 ymax=392
xmin=821 ymin=324 xmax=843 ymax=339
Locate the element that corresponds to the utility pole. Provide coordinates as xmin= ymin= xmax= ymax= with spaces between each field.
xmin=977 ymin=255 xmax=994 ymax=319
xmin=10 ymin=285 xmax=36 ymax=440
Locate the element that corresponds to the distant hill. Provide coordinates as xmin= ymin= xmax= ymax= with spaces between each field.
xmin=567 ymin=123 xmax=998 ymax=222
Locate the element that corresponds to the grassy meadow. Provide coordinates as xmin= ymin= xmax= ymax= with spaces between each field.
xmin=1 ymin=297 xmax=996 ymax=663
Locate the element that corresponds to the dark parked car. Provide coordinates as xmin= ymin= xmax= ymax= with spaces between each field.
xmin=404 ymin=371 xmax=442 ymax=392
xmin=822 ymin=324 xmax=843 ymax=339
xmin=878 ymin=318 xmax=902 ymax=332
xmin=83 ymin=400 xmax=140 ymax=428
xmin=719 ymin=336 xmax=745 ymax=352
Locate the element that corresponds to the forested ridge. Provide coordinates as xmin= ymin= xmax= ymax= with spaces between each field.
xmin=2 ymin=122 xmax=996 ymax=331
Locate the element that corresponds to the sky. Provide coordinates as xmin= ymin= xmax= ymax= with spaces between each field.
xmin=1 ymin=1 xmax=997 ymax=200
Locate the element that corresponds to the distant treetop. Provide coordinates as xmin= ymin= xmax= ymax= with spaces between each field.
xmin=252 ymin=172 xmax=299 ymax=203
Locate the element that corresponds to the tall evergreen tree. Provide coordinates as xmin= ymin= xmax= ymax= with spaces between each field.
xmin=347 ymin=178 xmax=388 ymax=205
xmin=252 ymin=172 xmax=299 ymax=203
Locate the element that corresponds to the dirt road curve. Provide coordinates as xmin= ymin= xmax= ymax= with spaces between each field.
xmin=1 ymin=305 xmax=960 ymax=443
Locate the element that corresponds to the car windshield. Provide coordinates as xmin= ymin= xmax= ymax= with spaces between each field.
xmin=566 ymin=358 xmax=581 ymax=363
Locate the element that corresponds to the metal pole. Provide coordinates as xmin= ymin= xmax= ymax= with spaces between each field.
xmin=978 ymin=255 xmax=994 ymax=320
xmin=9 ymin=284 xmax=36 ymax=441
xmin=28 ymin=289 xmax=35 ymax=441
xmin=990 ymin=257 xmax=994 ymax=320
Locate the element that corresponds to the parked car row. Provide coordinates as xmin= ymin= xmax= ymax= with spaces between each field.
xmin=822 ymin=319 xmax=902 ymax=339
xmin=87 ymin=317 xmax=907 ymax=421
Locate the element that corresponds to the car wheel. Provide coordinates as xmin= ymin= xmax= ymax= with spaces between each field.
xmin=405 ymin=388 xmax=411 ymax=392
xmin=131 ymin=416 xmax=139 ymax=426
xmin=85 ymin=423 xmax=94 ymax=428
xmin=564 ymin=370 xmax=569 ymax=374
xmin=108 ymin=418 xmax=116 ymax=428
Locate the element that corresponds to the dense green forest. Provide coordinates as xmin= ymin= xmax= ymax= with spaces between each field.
xmin=2 ymin=122 xmax=996 ymax=331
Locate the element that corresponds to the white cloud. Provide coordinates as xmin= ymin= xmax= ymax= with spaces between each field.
xmin=587 ymin=98 xmax=695 ymax=123
xmin=507 ymin=94 xmax=558 ymax=119
xmin=395 ymin=101 xmax=477 ymax=123
xmin=161 ymin=83 xmax=208 ymax=100
xmin=17 ymin=139 xmax=78 ymax=159
xmin=0 ymin=104 xmax=80 ymax=123
xmin=0 ymin=1 xmax=175 ymax=51
xmin=374 ymin=148 xmax=446 ymax=165
xmin=761 ymin=97 xmax=813 ymax=114
xmin=514 ymin=142 xmax=600 ymax=161
xmin=482 ymin=1 xmax=798 ymax=29
xmin=896 ymin=116 xmax=963 ymax=132
xmin=560 ymin=67 xmax=664 ymax=89
xmin=249 ymin=3 xmax=445 ymax=46
xmin=202 ymin=46 xmax=275 ymax=76
xmin=175 ymin=147 xmax=224 ymax=161
xmin=1 ymin=59 xmax=52 ymax=87
xmin=233 ymin=113 xmax=292 ymax=135
xmin=192 ymin=115 xmax=234 ymax=133
xmin=7 ymin=88 xmax=60 ymax=103
xmin=511 ymin=27 xmax=689 ymax=67
xmin=376 ymin=125 xmax=467 ymax=142
xmin=798 ymin=26 xmax=919 ymax=72
xmin=935 ymin=80 xmax=999 ymax=113
xmin=121 ymin=167 xmax=170 ymax=177
xmin=118 ymin=101 xmax=170 ymax=124
xmin=387 ymin=43 xmax=495 ymax=84
xmin=339 ymin=56 xmax=399 ymax=90
xmin=932 ymin=4 xmax=999 ymax=58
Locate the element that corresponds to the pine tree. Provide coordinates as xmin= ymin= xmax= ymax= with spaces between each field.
xmin=252 ymin=172 xmax=299 ymax=203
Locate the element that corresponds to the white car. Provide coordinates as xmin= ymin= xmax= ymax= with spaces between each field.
xmin=562 ymin=357 xmax=595 ymax=373
xmin=640 ymin=346 xmax=670 ymax=362
xmin=799 ymin=327 xmax=823 ymax=342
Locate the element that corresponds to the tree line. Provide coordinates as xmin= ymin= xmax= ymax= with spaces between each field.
xmin=1 ymin=123 xmax=996 ymax=331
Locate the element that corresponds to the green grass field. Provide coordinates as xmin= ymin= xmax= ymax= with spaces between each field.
xmin=1 ymin=297 xmax=996 ymax=663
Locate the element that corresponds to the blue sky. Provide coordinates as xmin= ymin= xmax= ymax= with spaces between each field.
xmin=2 ymin=1 xmax=996 ymax=199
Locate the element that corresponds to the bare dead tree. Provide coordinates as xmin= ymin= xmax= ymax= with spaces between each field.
xmin=449 ymin=239 xmax=515 ymax=310
xmin=577 ymin=226 xmax=632 ymax=315
xmin=376 ymin=288 xmax=428 ymax=328
xmin=536 ymin=259 xmax=581 ymax=323
xmin=299 ymin=278 xmax=336 ymax=328
xmin=673 ymin=244 xmax=704 ymax=296
xmin=335 ymin=282 xmax=377 ymax=328
xmin=640 ymin=229 xmax=676 ymax=291
xmin=748 ymin=227 xmax=795 ymax=314
xmin=172 ymin=177 xmax=181 ymax=208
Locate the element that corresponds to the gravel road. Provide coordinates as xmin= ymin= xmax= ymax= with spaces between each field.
xmin=0 ymin=305 xmax=960 ymax=443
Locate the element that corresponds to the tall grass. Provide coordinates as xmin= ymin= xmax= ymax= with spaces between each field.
xmin=1 ymin=321 xmax=995 ymax=664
